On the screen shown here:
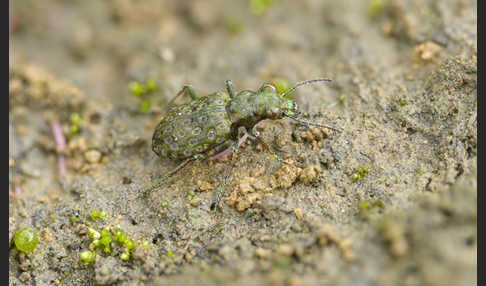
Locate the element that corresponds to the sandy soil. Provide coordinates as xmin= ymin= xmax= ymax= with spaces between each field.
xmin=9 ymin=0 xmax=476 ymax=285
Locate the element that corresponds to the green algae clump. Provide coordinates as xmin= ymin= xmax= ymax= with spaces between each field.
xmin=13 ymin=228 xmax=38 ymax=253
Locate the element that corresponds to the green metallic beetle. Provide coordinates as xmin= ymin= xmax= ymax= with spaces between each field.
xmin=147 ymin=78 xmax=342 ymax=209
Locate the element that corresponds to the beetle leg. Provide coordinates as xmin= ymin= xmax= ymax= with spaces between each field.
xmin=208 ymin=131 xmax=249 ymax=161
xmin=142 ymin=157 xmax=195 ymax=194
xmin=258 ymin=83 xmax=277 ymax=93
xmin=210 ymin=130 xmax=249 ymax=211
xmin=226 ymin=80 xmax=237 ymax=98
xmin=211 ymin=179 xmax=228 ymax=211
xmin=168 ymin=84 xmax=199 ymax=107
xmin=249 ymin=125 xmax=283 ymax=163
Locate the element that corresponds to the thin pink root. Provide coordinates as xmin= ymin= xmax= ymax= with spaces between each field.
xmin=15 ymin=185 xmax=22 ymax=196
xmin=10 ymin=12 xmax=18 ymax=34
xmin=57 ymin=155 xmax=66 ymax=178
xmin=209 ymin=131 xmax=250 ymax=161
xmin=50 ymin=120 xmax=67 ymax=178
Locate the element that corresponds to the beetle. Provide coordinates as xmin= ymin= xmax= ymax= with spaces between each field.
xmin=145 ymin=78 xmax=342 ymax=209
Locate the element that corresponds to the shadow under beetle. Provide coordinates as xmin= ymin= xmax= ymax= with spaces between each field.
xmin=146 ymin=78 xmax=342 ymax=210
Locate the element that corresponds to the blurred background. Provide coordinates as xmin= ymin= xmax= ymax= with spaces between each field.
xmin=10 ymin=0 xmax=476 ymax=285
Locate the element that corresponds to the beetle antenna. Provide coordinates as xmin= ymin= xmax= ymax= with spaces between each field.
xmin=283 ymin=112 xmax=343 ymax=133
xmin=279 ymin=78 xmax=332 ymax=98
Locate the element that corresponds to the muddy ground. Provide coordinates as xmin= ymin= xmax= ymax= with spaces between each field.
xmin=9 ymin=0 xmax=477 ymax=285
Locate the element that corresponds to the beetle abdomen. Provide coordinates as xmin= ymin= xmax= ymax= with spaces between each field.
xmin=152 ymin=91 xmax=232 ymax=160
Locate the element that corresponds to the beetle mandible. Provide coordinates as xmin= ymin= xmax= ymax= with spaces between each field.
xmin=145 ymin=78 xmax=342 ymax=209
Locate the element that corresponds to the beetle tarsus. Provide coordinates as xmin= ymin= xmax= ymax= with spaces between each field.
xmin=142 ymin=157 xmax=194 ymax=194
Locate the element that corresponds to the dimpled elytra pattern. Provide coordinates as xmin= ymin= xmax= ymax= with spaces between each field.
xmin=152 ymin=91 xmax=232 ymax=160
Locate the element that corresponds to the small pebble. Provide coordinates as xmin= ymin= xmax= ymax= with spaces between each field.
xmin=250 ymin=165 xmax=266 ymax=177
xmin=299 ymin=165 xmax=322 ymax=184
xmin=255 ymin=247 xmax=270 ymax=259
xmin=276 ymin=243 xmax=294 ymax=256
xmin=260 ymin=235 xmax=271 ymax=242
xmin=197 ymin=180 xmax=213 ymax=191
xmin=236 ymin=178 xmax=254 ymax=195
xmin=294 ymin=208 xmax=303 ymax=220
xmin=412 ymin=41 xmax=443 ymax=62
xmin=39 ymin=228 xmax=53 ymax=242
xmin=84 ymin=150 xmax=101 ymax=164
xmin=19 ymin=272 xmax=31 ymax=282
xmin=274 ymin=164 xmax=301 ymax=189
